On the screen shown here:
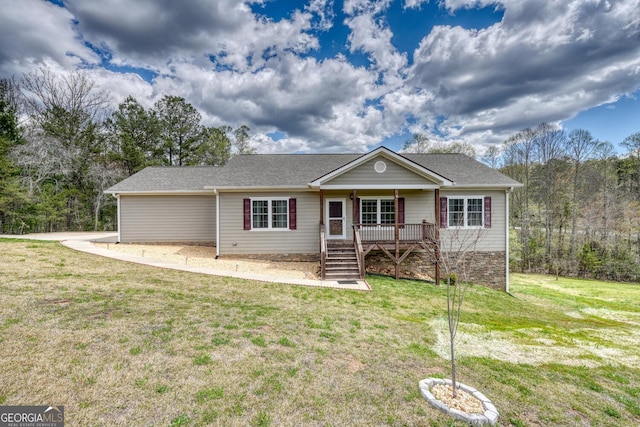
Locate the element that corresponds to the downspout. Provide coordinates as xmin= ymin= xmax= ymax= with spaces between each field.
xmin=215 ymin=190 xmax=220 ymax=259
xmin=505 ymin=188 xmax=511 ymax=293
xmin=113 ymin=194 xmax=121 ymax=243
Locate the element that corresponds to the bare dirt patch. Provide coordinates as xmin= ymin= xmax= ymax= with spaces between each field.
xmin=92 ymin=242 xmax=319 ymax=280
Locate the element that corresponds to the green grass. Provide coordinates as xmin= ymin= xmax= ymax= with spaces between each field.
xmin=0 ymin=240 xmax=639 ymax=426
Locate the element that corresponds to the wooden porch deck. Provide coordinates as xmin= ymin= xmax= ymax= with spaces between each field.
xmin=321 ymin=221 xmax=441 ymax=281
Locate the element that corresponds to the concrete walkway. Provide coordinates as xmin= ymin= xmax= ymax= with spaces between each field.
xmin=0 ymin=232 xmax=370 ymax=291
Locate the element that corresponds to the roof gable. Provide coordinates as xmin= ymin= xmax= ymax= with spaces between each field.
xmin=309 ymin=147 xmax=453 ymax=188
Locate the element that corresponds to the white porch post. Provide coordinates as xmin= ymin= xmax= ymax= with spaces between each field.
xmin=505 ymin=189 xmax=510 ymax=293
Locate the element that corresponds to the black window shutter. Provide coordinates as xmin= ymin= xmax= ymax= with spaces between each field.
xmin=243 ymin=199 xmax=251 ymax=230
xmin=355 ymin=198 xmax=360 ymax=224
xmin=439 ymin=197 xmax=448 ymax=228
xmin=289 ymin=198 xmax=297 ymax=230
xmin=484 ymin=196 xmax=491 ymax=228
xmin=398 ymin=197 xmax=405 ymax=228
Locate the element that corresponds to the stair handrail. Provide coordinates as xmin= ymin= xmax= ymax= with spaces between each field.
xmin=353 ymin=224 xmax=365 ymax=279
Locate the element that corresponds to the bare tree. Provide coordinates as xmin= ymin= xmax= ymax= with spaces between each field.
xmin=565 ymin=129 xmax=603 ymax=258
xmin=401 ymin=133 xmax=430 ymax=153
xmin=233 ymin=124 xmax=256 ymax=155
xmin=87 ymin=160 xmax=121 ymax=230
xmin=11 ymin=127 xmax=76 ymax=194
xmin=621 ymin=132 xmax=640 ymax=200
xmin=21 ymin=68 xmax=110 ymax=148
xmin=429 ymin=141 xmax=477 ymax=158
xmin=532 ymin=123 xmax=567 ymax=270
xmin=481 ymin=145 xmax=502 ymax=169
xmin=502 ymin=127 xmax=537 ymax=270
xmin=437 ymin=224 xmax=487 ymax=397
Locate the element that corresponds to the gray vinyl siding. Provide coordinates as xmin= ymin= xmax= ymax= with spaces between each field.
xmin=119 ymin=195 xmax=216 ymax=243
xmin=439 ymin=190 xmax=506 ymax=252
xmin=325 ymin=157 xmax=436 ymax=186
xmin=219 ymin=192 xmax=320 ymax=255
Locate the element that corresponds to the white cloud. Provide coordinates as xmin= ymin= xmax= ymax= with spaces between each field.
xmin=0 ymin=0 xmax=99 ymax=75
xmin=1 ymin=0 xmax=639 ymax=154
xmin=408 ymin=0 xmax=640 ymax=143
xmin=345 ymin=13 xmax=407 ymax=85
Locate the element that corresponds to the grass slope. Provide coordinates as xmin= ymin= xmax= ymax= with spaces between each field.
xmin=0 ymin=240 xmax=639 ymax=426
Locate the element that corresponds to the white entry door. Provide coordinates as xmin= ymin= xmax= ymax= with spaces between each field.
xmin=326 ymin=198 xmax=346 ymax=239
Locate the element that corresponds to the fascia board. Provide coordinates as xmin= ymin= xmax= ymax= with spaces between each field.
xmin=211 ymin=186 xmax=311 ymax=192
xmin=441 ymin=183 xmax=524 ymax=190
xmin=105 ymin=190 xmax=216 ymax=195
xmin=318 ymin=184 xmax=441 ymax=190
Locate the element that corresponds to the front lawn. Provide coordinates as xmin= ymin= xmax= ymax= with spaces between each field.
xmin=0 ymin=240 xmax=638 ymax=426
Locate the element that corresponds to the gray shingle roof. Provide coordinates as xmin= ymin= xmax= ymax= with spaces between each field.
xmin=212 ymin=154 xmax=361 ymax=187
xmin=402 ymin=153 xmax=521 ymax=187
xmin=105 ymin=167 xmax=220 ymax=193
xmin=106 ymin=151 xmax=521 ymax=193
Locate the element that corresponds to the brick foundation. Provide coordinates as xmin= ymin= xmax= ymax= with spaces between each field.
xmin=218 ymin=250 xmax=507 ymax=291
xmin=439 ymin=251 xmax=506 ymax=291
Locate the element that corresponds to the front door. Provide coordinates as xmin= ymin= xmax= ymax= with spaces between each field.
xmin=326 ymin=198 xmax=346 ymax=239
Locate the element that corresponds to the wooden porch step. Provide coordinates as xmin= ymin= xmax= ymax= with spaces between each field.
xmin=324 ymin=243 xmax=362 ymax=280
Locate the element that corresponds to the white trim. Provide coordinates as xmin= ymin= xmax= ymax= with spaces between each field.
xmin=308 ymin=147 xmax=454 ymax=187
xmin=105 ymin=190 xmax=216 ymax=195
xmin=374 ymin=160 xmax=387 ymax=173
xmin=207 ymin=185 xmax=309 ymax=191
xmin=359 ymin=196 xmax=396 ymax=225
xmin=442 ymin=184 xmax=523 ymax=189
xmin=115 ymin=194 xmax=121 ymax=243
xmin=249 ymin=197 xmax=290 ymax=231
xmin=325 ymin=198 xmax=347 ymax=239
xmin=318 ymin=184 xmax=440 ymax=190
xmin=446 ymin=196 xmax=485 ymax=229
xmin=505 ymin=190 xmax=510 ymax=293
xmin=216 ymin=193 xmax=220 ymax=258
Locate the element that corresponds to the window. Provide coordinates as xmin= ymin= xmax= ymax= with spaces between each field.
xmin=448 ymin=197 xmax=484 ymax=227
xmin=361 ymin=199 xmax=378 ymax=224
xmin=271 ymin=200 xmax=288 ymax=228
xmin=360 ymin=198 xmax=395 ymax=225
xmin=380 ymin=199 xmax=395 ymax=224
xmin=251 ymin=198 xmax=289 ymax=230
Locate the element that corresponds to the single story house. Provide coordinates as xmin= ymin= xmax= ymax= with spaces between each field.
xmin=105 ymin=147 xmax=522 ymax=291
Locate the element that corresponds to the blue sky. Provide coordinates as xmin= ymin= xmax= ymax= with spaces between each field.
xmin=1 ymin=0 xmax=639 ymax=155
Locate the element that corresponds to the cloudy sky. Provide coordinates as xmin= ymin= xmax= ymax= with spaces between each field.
xmin=1 ymin=0 xmax=639 ymax=154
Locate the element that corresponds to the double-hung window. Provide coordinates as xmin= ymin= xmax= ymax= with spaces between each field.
xmin=360 ymin=198 xmax=395 ymax=225
xmin=448 ymin=197 xmax=483 ymax=227
xmin=252 ymin=198 xmax=289 ymax=230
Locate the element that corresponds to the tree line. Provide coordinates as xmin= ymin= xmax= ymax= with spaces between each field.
xmin=501 ymin=123 xmax=640 ymax=282
xmin=404 ymin=126 xmax=640 ymax=282
xmin=0 ymin=69 xmax=254 ymax=234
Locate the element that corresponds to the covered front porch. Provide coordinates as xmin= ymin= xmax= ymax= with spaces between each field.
xmin=319 ymin=189 xmax=442 ymax=282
